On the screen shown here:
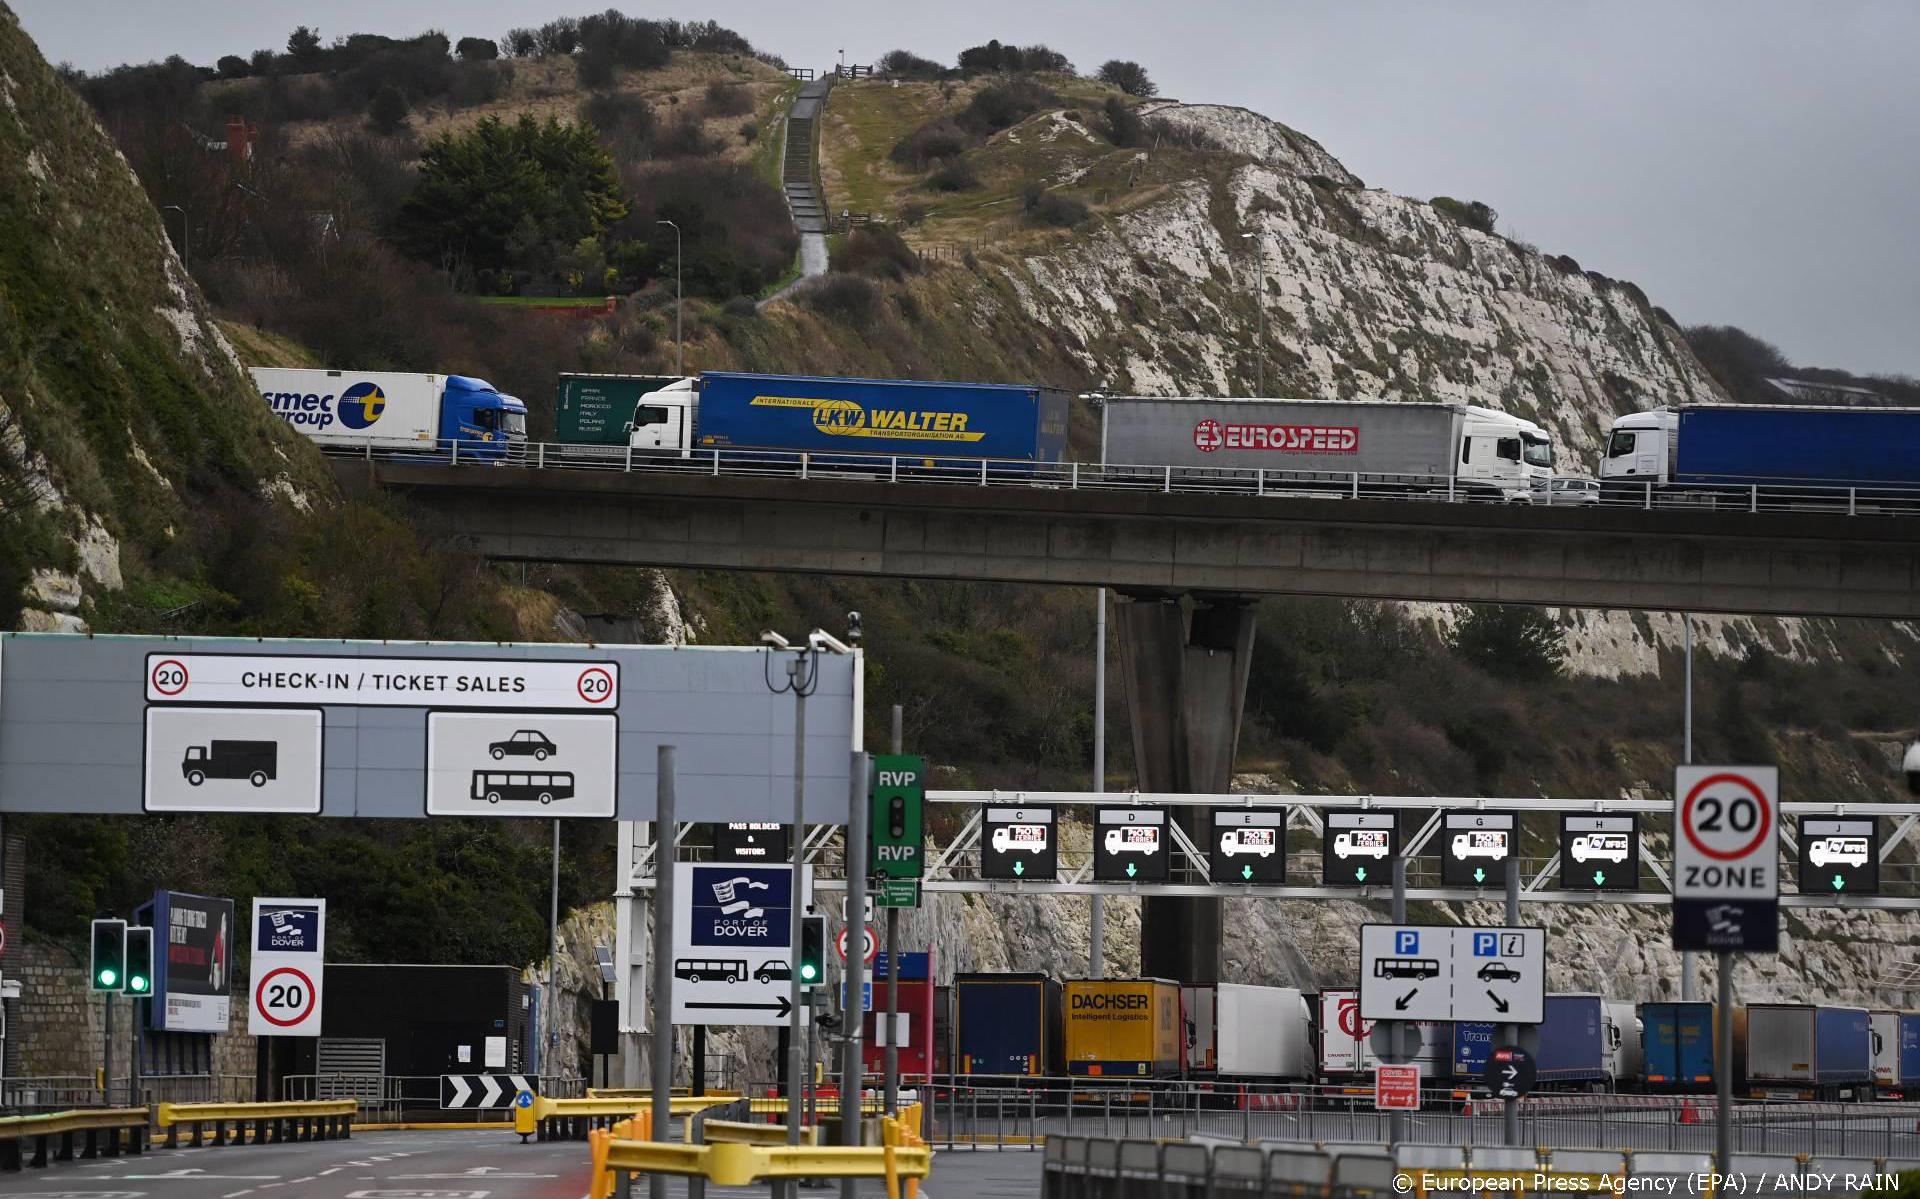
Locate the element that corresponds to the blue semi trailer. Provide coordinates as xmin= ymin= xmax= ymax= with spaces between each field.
xmin=1455 ymin=994 xmax=1633 ymax=1090
xmin=1742 ymin=1003 xmax=1873 ymax=1099
xmin=589 ymin=372 xmax=1070 ymax=465
xmin=1600 ymin=403 xmax=1920 ymax=503
xmin=1641 ymin=1001 xmax=1717 ymax=1092
xmin=952 ymin=972 xmax=1064 ymax=1077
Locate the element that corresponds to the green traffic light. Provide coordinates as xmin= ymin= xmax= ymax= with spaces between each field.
xmin=98 ymin=969 xmax=117 ymax=987
xmin=129 ymin=975 xmax=149 ymax=994
xmin=800 ymin=964 xmax=818 ymax=981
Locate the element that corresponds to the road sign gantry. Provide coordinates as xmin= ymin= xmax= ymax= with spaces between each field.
xmin=621 ymin=789 xmax=1920 ymax=910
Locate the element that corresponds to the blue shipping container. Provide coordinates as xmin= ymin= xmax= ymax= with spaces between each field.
xmin=1900 ymin=1015 xmax=1920 ymax=1086
xmin=1524 ymin=995 xmax=1608 ymax=1083
xmin=1814 ymin=1006 xmax=1873 ymax=1085
xmin=1640 ymin=1002 xmax=1715 ymax=1090
xmin=693 ymin=372 xmax=1070 ymax=463
xmin=1676 ymin=406 xmax=1920 ymax=488
xmin=953 ymin=973 xmax=1061 ymax=1076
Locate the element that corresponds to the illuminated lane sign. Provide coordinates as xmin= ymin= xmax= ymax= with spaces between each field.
xmin=1323 ymin=810 xmax=1398 ymax=886
xmin=1094 ymin=807 xmax=1168 ymax=883
xmin=982 ymin=806 xmax=1056 ymax=881
xmin=1441 ymin=811 xmax=1516 ymax=888
xmin=1559 ymin=814 xmax=1640 ymax=891
xmin=1212 ymin=808 xmax=1287 ymax=885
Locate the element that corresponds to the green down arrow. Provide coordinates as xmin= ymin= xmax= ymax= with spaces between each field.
xmin=1833 ymin=874 xmax=1846 ymax=891
xmin=1242 ymin=864 xmax=1254 ymax=881
xmin=1012 ymin=859 xmax=1024 ymax=877
xmin=1354 ymin=866 xmax=1368 ymax=882
xmin=1593 ymin=870 xmax=1607 ymax=886
xmin=1125 ymin=861 xmax=1138 ymax=879
xmin=1473 ymin=867 xmax=1486 ymax=884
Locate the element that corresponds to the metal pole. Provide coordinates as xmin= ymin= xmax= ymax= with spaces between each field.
xmin=692 ymin=1026 xmax=705 ymax=1096
xmin=103 ymin=991 xmax=113 ymax=1107
xmin=1503 ymin=859 xmax=1521 ymax=1147
xmin=650 ymin=747 xmax=677 ymax=1199
xmin=548 ymin=818 xmax=561 ymax=1079
xmin=657 ymin=219 xmax=683 ymax=377
xmin=842 ymin=750 xmax=871 ymax=1195
xmin=786 ymin=655 xmax=808 ymax=1160
xmin=1255 ymin=237 xmax=1267 ymax=395
xmin=1682 ymin=613 xmax=1697 ymax=1002
xmin=1388 ymin=857 xmax=1406 ymax=1149
xmin=884 ymin=705 xmax=903 ymax=1117
xmin=1089 ymin=588 xmax=1107 ymax=979
xmin=1716 ymin=951 xmax=1733 ymax=1178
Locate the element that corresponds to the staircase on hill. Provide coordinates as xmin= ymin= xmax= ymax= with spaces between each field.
xmin=783 ymin=77 xmax=831 ymax=235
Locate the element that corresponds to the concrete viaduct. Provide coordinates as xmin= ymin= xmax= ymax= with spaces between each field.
xmin=346 ymin=460 xmax=1920 ymax=983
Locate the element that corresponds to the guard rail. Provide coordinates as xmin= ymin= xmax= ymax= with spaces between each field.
xmin=515 ymin=1092 xmax=740 ymax=1141
xmin=334 ymin=439 xmax=1920 ymax=521
xmin=155 ymin=1099 xmax=356 ymax=1147
xmin=0 ymin=1108 xmax=149 ymax=1171
xmin=589 ymin=1138 xmax=931 ymax=1199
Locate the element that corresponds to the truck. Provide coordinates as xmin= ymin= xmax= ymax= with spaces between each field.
xmin=1741 ymin=1003 xmax=1872 ymax=1099
xmin=1453 ymin=994 xmax=1631 ymax=1091
xmin=1317 ymin=989 xmax=1451 ymax=1081
xmin=1064 ymin=978 xmax=1182 ymax=1078
xmin=1873 ymin=1011 xmax=1920 ymax=1099
xmin=952 ymin=973 xmax=1062 ymax=1077
xmin=1099 ymin=397 xmax=1554 ymax=502
xmin=555 ymin=373 xmax=683 ymax=448
xmin=1598 ymin=403 xmax=1920 ymax=507
xmin=560 ymin=372 xmax=1071 ymax=466
xmin=251 ymin=368 xmax=527 ymax=460
xmin=1640 ymin=1001 xmax=1716 ymax=1092
xmin=1181 ymin=984 xmax=1215 ymax=1074
xmin=1214 ymin=984 xmax=1314 ymax=1079
xmin=862 ymin=977 xmax=938 ymax=1079
xmin=181 ymin=740 xmax=277 ymax=787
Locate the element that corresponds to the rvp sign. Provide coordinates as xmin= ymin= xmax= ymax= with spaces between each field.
xmin=1673 ymin=766 xmax=1778 ymax=900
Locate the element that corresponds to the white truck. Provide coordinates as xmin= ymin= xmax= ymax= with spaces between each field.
xmin=250 ymin=367 xmax=527 ymax=459
xmin=1101 ymin=397 xmax=1554 ymax=501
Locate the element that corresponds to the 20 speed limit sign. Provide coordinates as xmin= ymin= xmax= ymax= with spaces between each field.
xmin=1673 ymin=766 xmax=1778 ymax=899
xmin=253 ymin=966 xmax=318 ymax=1030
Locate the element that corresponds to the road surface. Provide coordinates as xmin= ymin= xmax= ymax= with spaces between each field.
xmin=2 ymin=1129 xmax=1043 ymax=1198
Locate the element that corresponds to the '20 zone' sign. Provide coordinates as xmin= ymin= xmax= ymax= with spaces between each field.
xmin=1674 ymin=767 xmax=1778 ymax=900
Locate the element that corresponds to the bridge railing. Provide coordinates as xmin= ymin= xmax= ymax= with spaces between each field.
xmin=331 ymin=440 xmax=1920 ymax=519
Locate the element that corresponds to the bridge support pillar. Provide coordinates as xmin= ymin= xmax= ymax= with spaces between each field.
xmin=1113 ymin=593 xmax=1257 ymax=986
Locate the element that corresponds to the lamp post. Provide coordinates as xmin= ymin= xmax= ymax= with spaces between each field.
xmin=162 ymin=204 xmax=188 ymax=274
xmin=1240 ymin=231 xmax=1266 ymax=396
xmin=657 ymin=219 xmax=682 ymax=376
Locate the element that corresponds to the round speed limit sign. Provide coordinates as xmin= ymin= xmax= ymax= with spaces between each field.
xmin=1673 ymin=766 xmax=1779 ymax=899
xmin=253 ymin=965 xmax=319 ymax=1031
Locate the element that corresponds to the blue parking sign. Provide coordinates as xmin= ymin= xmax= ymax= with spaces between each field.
xmin=1474 ymin=932 xmax=1497 ymax=957
xmin=1395 ymin=930 xmax=1419 ymax=954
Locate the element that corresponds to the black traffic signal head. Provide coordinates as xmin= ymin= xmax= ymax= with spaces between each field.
xmin=124 ymin=926 xmax=154 ymax=996
xmin=798 ymin=915 xmax=826 ymax=987
xmin=888 ymin=795 xmax=907 ymax=839
xmin=90 ymin=918 xmax=127 ymax=992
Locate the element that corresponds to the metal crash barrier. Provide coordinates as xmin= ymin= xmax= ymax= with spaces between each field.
xmin=0 ymin=1108 xmax=150 ymax=1171
xmin=587 ymin=1106 xmax=928 ymax=1199
xmin=155 ymin=1099 xmax=356 ymax=1148
xmin=515 ymin=1093 xmax=740 ymax=1142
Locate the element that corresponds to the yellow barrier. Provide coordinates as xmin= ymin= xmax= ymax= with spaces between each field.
xmin=0 ymin=1108 xmax=151 ymax=1170
xmin=596 ymin=1139 xmax=933 ymax=1190
xmin=703 ymin=1118 xmax=819 ymax=1147
xmin=516 ymin=1093 xmax=730 ymax=1140
xmin=155 ymin=1100 xmax=356 ymax=1149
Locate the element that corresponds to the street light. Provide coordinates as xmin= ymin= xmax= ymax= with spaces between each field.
xmin=1240 ymin=231 xmax=1266 ymax=396
xmin=657 ymin=219 xmax=682 ymax=377
xmin=162 ymin=204 xmax=188 ymax=274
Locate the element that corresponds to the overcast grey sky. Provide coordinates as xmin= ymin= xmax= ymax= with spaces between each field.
xmin=15 ymin=1 xmax=1919 ymax=376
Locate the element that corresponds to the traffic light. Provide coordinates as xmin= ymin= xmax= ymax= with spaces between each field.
xmin=124 ymin=926 xmax=154 ymax=996
xmin=90 ymin=919 xmax=126 ymax=992
xmin=798 ymin=915 xmax=826 ymax=987
xmin=887 ymin=795 xmax=907 ymax=839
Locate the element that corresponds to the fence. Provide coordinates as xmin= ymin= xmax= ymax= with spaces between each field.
xmin=3 ymin=1073 xmax=254 ymax=1114
xmin=332 ymin=439 xmax=1920 ymax=522
xmin=921 ymin=1079 xmax=1920 ymax=1161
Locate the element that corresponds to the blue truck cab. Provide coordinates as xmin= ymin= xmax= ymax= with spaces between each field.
xmin=443 ymin=376 xmax=527 ymax=461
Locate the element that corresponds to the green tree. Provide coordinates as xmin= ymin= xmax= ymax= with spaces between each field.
xmin=287 ymin=25 xmax=323 ymax=64
xmin=1098 ymin=59 xmax=1156 ymax=97
xmin=455 ymin=36 xmax=498 ymax=61
xmin=367 ymin=84 xmax=410 ymax=135
xmin=1448 ymin=604 xmax=1566 ymax=682
xmin=395 ymin=115 xmax=627 ymax=286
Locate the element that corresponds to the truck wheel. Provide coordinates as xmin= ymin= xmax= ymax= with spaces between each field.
xmin=250 ymin=771 xmax=268 ymax=787
xmin=491 ymin=747 xmax=505 ymax=760
xmin=487 ymin=790 xmax=503 ymax=803
xmin=187 ymin=770 xmax=205 ymax=786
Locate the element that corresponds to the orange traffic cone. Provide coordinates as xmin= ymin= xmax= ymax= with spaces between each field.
xmin=1678 ymin=1100 xmax=1700 ymax=1124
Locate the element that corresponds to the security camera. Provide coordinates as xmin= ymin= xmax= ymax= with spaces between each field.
xmin=1904 ymin=739 xmax=1920 ymax=797
xmin=760 ymin=630 xmax=791 ymax=650
xmin=846 ymin=611 xmax=862 ymax=644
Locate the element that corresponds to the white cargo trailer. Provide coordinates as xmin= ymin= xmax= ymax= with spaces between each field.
xmin=1100 ymin=396 xmax=1553 ymax=501
xmin=1318 ymin=989 xmax=1449 ymax=1077
xmin=1181 ymin=984 xmax=1216 ymax=1073
xmin=1215 ymin=984 xmax=1313 ymax=1078
xmin=250 ymin=367 xmax=526 ymax=458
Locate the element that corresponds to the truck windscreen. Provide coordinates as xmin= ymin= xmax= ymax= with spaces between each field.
xmin=1523 ymin=437 xmax=1552 ymax=467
